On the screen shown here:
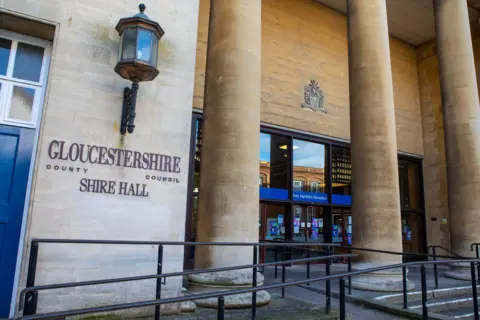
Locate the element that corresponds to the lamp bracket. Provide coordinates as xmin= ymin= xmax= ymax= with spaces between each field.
xmin=120 ymin=82 xmax=140 ymax=135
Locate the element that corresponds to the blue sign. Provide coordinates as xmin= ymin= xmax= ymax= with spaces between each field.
xmin=332 ymin=194 xmax=352 ymax=205
xmin=259 ymin=187 xmax=289 ymax=200
xmin=292 ymin=191 xmax=328 ymax=203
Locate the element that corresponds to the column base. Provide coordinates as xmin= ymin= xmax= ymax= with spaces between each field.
xmin=444 ymin=263 xmax=472 ymax=281
xmin=187 ymin=270 xmax=271 ymax=309
xmin=350 ymin=263 xmax=415 ymax=292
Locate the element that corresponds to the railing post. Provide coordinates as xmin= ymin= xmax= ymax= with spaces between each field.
xmin=421 ymin=264 xmax=428 ymax=320
xmin=282 ymin=247 xmax=286 ymax=298
xmin=347 ymin=247 xmax=352 ymax=295
xmin=252 ymin=245 xmax=258 ymax=320
xmin=274 ymin=246 xmax=278 ymax=279
xmin=155 ymin=245 xmax=164 ymax=320
xmin=402 ymin=255 xmax=408 ymax=309
xmin=475 ymin=245 xmax=480 ymax=285
xmin=470 ymin=262 xmax=479 ymax=320
xmin=24 ymin=241 xmax=39 ymax=316
xmin=432 ymin=247 xmax=438 ymax=289
xmin=306 ymin=247 xmax=311 ymax=285
xmin=217 ymin=296 xmax=225 ymax=320
xmin=325 ymin=246 xmax=331 ymax=314
xmin=339 ymin=278 xmax=346 ymax=320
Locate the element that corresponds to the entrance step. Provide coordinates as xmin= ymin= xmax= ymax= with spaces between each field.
xmin=372 ymin=285 xmax=480 ymax=319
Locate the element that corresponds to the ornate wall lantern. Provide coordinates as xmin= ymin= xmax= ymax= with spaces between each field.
xmin=115 ymin=4 xmax=165 ymax=134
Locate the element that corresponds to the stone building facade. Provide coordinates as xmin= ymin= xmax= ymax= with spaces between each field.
xmin=1 ymin=0 xmax=480 ymax=317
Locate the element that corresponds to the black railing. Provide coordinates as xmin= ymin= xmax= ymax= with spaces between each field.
xmin=428 ymin=245 xmax=464 ymax=289
xmin=20 ymin=239 xmax=342 ymax=320
xmin=16 ymin=239 xmax=480 ymax=320
xmin=472 ymin=243 xmax=480 ymax=284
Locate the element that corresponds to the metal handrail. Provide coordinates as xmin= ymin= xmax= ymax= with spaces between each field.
xmin=16 ymin=258 xmax=480 ymax=320
xmin=18 ymin=253 xmax=353 ymax=309
xmin=427 ymin=245 xmax=466 ymax=289
xmin=31 ymin=238 xmax=340 ymax=247
xmin=428 ymin=245 xmax=463 ymax=258
xmin=472 ymin=243 xmax=480 ymax=285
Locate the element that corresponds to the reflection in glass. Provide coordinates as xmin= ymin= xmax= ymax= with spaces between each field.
xmin=137 ymin=29 xmax=153 ymax=62
xmin=332 ymin=146 xmax=352 ymax=205
xmin=259 ymin=132 xmax=289 ymax=200
xmin=0 ymin=38 xmax=12 ymax=76
xmin=9 ymin=86 xmax=35 ymax=122
xmin=292 ymin=139 xmax=327 ymax=203
xmin=121 ymin=28 xmax=136 ymax=60
xmin=13 ymin=42 xmax=44 ymax=82
xmin=399 ymin=160 xmax=421 ymax=209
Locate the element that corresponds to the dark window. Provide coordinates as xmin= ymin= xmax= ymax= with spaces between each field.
xmin=332 ymin=146 xmax=352 ymax=205
xmin=193 ymin=119 xmax=202 ymax=193
xmin=398 ymin=159 xmax=421 ymax=210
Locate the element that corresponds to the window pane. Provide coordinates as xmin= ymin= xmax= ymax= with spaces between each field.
xmin=0 ymin=38 xmax=12 ymax=76
xmin=259 ymin=203 xmax=289 ymax=263
xmin=121 ymin=28 xmax=136 ymax=60
xmin=137 ymin=29 xmax=153 ymax=62
xmin=9 ymin=86 xmax=35 ymax=122
xmin=193 ymin=119 xmax=202 ymax=193
xmin=332 ymin=146 xmax=352 ymax=205
xmin=13 ymin=42 xmax=44 ymax=82
xmin=398 ymin=160 xmax=421 ymax=210
xmin=292 ymin=139 xmax=327 ymax=203
xmin=259 ymin=133 xmax=289 ymax=200
xmin=332 ymin=208 xmax=352 ymax=246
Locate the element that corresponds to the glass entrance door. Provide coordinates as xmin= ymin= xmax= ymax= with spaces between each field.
xmin=332 ymin=207 xmax=352 ymax=246
xmin=259 ymin=202 xmax=290 ymax=262
xmin=293 ymin=205 xmax=325 ymax=242
xmin=292 ymin=205 xmax=326 ymax=263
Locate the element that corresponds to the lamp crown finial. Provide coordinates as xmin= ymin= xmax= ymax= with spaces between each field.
xmin=139 ymin=3 xmax=146 ymax=13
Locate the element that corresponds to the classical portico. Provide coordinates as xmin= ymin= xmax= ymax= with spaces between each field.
xmin=191 ymin=0 xmax=480 ymax=299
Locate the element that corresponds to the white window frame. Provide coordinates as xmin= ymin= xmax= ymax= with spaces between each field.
xmin=0 ymin=29 xmax=51 ymax=129
xmin=310 ymin=181 xmax=320 ymax=192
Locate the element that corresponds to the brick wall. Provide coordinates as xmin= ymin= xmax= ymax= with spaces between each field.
xmin=194 ymin=0 xmax=424 ymax=156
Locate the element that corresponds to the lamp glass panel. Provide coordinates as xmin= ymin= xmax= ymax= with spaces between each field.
xmin=137 ymin=29 xmax=153 ymax=63
xmin=121 ymin=28 xmax=136 ymax=60
xmin=151 ymin=36 xmax=158 ymax=67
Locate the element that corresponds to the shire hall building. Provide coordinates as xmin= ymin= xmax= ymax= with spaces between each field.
xmin=0 ymin=0 xmax=480 ymax=318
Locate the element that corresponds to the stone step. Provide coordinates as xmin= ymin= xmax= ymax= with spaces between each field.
xmin=374 ymin=285 xmax=479 ymax=305
xmin=406 ymin=296 xmax=477 ymax=313
xmin=436 ymin=305 xmax=478 ymax=319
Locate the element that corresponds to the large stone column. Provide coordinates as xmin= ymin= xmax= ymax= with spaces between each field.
xmin=434 ymin=0 xmax=480 ymax=280
xmin=187 ymin=0 xmax=270 ymax=307
xmin=347 ymin=0 xmax=412 ymax=291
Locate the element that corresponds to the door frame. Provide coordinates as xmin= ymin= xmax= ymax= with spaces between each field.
xmin=0 ymin=29 xmax=52 ymax=317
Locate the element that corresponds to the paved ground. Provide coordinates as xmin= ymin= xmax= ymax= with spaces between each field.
xmin=261 ymin=263 xmax=471 ymax=299
xmin=164 ymin=288 xmax=407 ymax=320
xmin=164 ymin=263 xmax=470 ymax=319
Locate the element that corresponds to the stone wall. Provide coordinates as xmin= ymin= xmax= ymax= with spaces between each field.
xmin=416 ymin=41 xmax=450 ymax=250
xmin=193 ymin=0 xmax=424 ymax=156
xmin=6 ymin=0 xmax=199 ymax=316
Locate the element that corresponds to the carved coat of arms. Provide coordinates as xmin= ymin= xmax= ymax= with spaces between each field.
xmin=301 ymin=80 xmax=326 ymax=113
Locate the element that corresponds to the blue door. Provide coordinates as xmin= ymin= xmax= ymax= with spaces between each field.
xmin=0 ymin=125 xmax=35 ymax=317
